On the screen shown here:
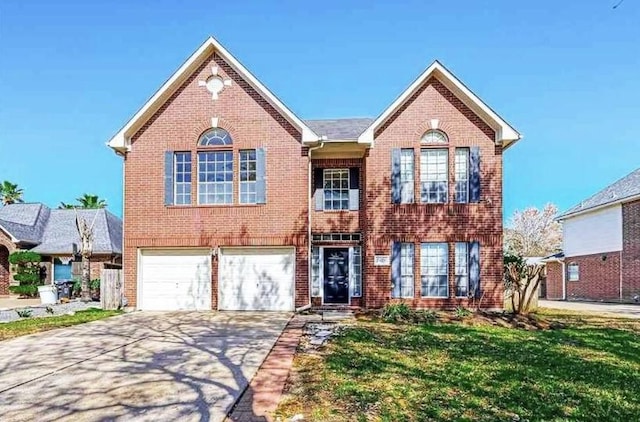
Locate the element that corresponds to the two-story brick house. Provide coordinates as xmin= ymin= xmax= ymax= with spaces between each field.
xmin=107 ymin=37 xmax=520 ymax=311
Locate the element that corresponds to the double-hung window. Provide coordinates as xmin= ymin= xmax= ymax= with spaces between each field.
xmin=400 ymin=149 xmax=414 ymax=203
xmin=455 ymin=242 xmax=469 ymax=297
xmin=239 ymin=150 xmax=257 ymax=204
xmin=198 ymin=151 xmax=233 ymax=204
xmin=420 ymin=149 xmax=448 ymax=203
xmin=568 ymin=263 xmax=579 ymax=281
xmin=421 ymin=243 xmax=449 ymax=297
xmin=174 ymin=152 xmax=192 ymax=205
xmin=400 ymin=243 xmax=415 ymax=297
xmin=324 ymin=169 xmax=349 ymax=210
xmin=455 ymin=148 xmax=469 ymax=203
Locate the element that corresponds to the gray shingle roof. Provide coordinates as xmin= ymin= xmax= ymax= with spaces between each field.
xmin=558 ymin=167 xmax=640 ymax=218
xmin=0 ymin=203 xmax=122 ymax=255
xmin=0 ymin=203 xmax=50 ymax=244
xmin=304 ymin=118 xmax=374 ymax=140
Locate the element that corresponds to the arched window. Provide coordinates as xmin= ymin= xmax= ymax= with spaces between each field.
xmin=421 ymin=129 xmax=448 ymax=144
xmin=198 ymin=128 xmax=233 ymax=146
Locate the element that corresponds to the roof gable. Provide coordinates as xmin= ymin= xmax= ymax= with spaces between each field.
xmin=558 ymin=168 xmax=640 ymax=219
xmin=357 ymin=61 xmax=521 ymax=147
xmin=107 ymin=36 xmax=319 ymax=152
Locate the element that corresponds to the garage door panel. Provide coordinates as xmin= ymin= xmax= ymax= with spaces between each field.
xmin=219 ymin=248 xmax=295 ymax=311
xmin=140 ymin=249 xmax=212 ymax=311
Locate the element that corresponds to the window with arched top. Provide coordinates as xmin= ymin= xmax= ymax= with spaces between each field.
xmin=421 ymin=129 xmax=448 ymax=144
xmin=198 ymin=128 xmax=233 ymax=146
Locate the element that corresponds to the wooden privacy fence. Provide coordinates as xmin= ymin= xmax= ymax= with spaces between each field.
xmin=101 ymin=269 xmax=123 ymax=310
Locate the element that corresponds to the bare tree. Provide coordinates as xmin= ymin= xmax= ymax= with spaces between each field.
xmin=504 ymin=255 xmax=545 ymax=314
xmin=504 ymin=203 xmax=562 ymax=257
xmin=75 ymin=211 xmax=98 ymax=302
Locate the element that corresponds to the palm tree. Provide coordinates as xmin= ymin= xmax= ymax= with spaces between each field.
xmin=76 ymin=194 xmax=107 ymax=209
xmin=0 ymin=181 xmax=24 ymax=205
xmin=58 ymin=202 xmax=75 ymax=209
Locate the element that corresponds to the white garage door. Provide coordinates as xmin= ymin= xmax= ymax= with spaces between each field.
xmin=219 ymin=247 xmax=295 ymax=311
xmin=139 ymin=249 xmax=211 ymax=311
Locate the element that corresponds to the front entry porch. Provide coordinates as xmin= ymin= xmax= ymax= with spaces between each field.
xmin=311 ymin=243 xmax=362 ymax=308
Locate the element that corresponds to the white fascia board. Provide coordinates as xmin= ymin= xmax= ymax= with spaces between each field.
xmin=557 ymin=193 xmax=640 ymax=221
xmin=107 ymin=37 xmax=318 ymax=152
xmin=357 ymin=61 xmax=521 ymax=146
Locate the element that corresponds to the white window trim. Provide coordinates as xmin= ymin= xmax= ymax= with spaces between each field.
xmin=455 ymin=242 xmax=469 ymax=298
xmin=399 ymin=243 xmax=415 ymax=298
xmin=239 ymin=149 xmax=257 ymax=204
xmin=568 ymin=263 xmax=579 ymax=281
xmin=315 ymin=246 xmax=362 ymax=303
xmin=420 ymin=149 xmax=449 ymax=204
xmin=323 ymin=168 xmax=350 ymax=211
xmin=420 ymin=242 xmax=449 ymax=298
xmin=174 ymin=152 xmax=192 ymax=206
xmin=197 ymin=151 xmax=234 ymax=205
xmin=455 ymin=148 xmax=470 ymax=204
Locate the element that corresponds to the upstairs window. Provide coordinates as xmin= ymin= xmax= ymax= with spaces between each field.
xmin=455 ymin=148 xmax=470 ymax=203
xmin=199 ymin=128 xmax=233 ymax=146
xmin=198 ymin=151 xmax=233 ymax=204
xmin=174 ymin=152 xmax=192 ymax=205
xmin=420 ymin=149 xmax=448 ymax=203
xmin=239 ymin=150 xmax=257 ymax=204
xmin=421 ymin=129 xmax=448 ymax=144
xmin=400 ymin=149 xmax=414 ymax=204
xmin=323 ymin=169 xmax=349 ymax=210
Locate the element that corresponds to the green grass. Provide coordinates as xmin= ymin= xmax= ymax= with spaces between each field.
xmin=0 ymin=308 xmax=123 ymax=341
xmin=277 ymin=311 xmax=640 ymax=422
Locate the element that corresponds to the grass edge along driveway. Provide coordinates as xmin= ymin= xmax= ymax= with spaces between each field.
xmin=0 ymin=308 xmax=123 ymax=341
xmin=277 ymin=310 xmax=640 ymax=422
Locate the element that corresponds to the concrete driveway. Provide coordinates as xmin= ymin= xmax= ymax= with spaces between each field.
xmin=0 ymin=311 xmax=290 ymax=422
xmin=540 ymin=299 xmax=640 ymax=319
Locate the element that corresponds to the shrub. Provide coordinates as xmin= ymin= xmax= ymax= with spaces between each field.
xmin=381 ymin=303 xmax=412 ymax=323
xmin=454 ymin=306 xmax=472 ymax=318
xmin=9 ymin=284 xmax=39 ymax=297
xmin=8 ymin=251 xmax=42 ymax=297
xmin=90 ymin=278 xmax=100 ymax=290
xmin=15 ymin=308 xmax=33 ymax=318
xmin=412 ymin=309 xmax=438 ymax=324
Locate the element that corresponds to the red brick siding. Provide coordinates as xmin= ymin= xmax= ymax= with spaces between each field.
xmin=564 ymin=252 xmax=621 ymax=301
xmin=123 ymin=51 xmax=309 ymax=308
xmin=545 ymin=261 xmax=564 ymax=300
xmin=622 ymin=199 xmax=640 ymax=300
xmin=365 ymin=77 xmax=503 ymax=309
xmin=0 ymin=231 xmax=15 ymax=296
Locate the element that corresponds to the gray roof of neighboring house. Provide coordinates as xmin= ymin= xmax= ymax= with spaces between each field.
xmin=0 ymin=203 xmax=50 ymax=244
xmin=304 ymin=118 xmax=374 ymax=140
xmin=558 ymin=168 xmax=640 ymax=219
xmin=0 ymin=203 xmax=122 ymax=255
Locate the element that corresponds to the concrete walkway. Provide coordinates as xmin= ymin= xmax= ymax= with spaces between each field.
xmin=540 ymin=299 xmax=640 ymax=319
xmin=0 ymin=311 xmax=290 ymax=422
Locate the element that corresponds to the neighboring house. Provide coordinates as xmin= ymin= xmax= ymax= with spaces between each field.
xmin=545 ymin=168 xmax=640 ymax=302
xmin=0 ymin=203 xmax=123 ymax=296
xmin=107 ymin=36 xmax=521 ymax=311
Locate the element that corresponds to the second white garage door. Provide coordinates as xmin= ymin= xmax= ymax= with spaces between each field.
xmin=218 ymin=247 xmax=295 ymax=311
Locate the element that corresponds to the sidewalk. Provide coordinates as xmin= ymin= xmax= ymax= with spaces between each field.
xmin=540 ymin=299 xmax=640 ymax=319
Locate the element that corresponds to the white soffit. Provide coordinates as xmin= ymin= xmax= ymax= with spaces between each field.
xmin=357 ymin=61 xmax=521 ymax=148
xmin=107 ymin=36 xmax=319 ymax=152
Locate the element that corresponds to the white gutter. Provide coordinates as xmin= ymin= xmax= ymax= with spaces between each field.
xmin=620 ymin=250 xmax=623 ymax=301
xmin=557 ymin=193 xmax=640 ymax=221
xmin=561 ymin=260 xmax=567 ymax=300
xmin=306 ymin=141 xmax=325 ymax=309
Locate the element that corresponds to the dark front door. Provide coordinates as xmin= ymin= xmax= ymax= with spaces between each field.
xmin=324 ymin=248 xmax=349 ymax=304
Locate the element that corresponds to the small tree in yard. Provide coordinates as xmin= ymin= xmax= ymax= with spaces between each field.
xmin=8 ymin=251 xmax=42 ymax=297
xmin=504 ymin=203 xmax=562 ymax=257
xmin=504 ymin=254 xmax=545 ymax=314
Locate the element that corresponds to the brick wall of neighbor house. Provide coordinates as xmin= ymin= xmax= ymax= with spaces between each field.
xmin=622 ymin=199 xmax=640 ymax=300
xmin=0 ymin=231 xmax=15 ymax=296
xmin=365 ymin=77 xmax=504 ymax=309
xmin=564 ymin=252 xmax=621 ymax=301
xmin=123 ymin=51 xmax=309 ymax=308
xmin=545 ymin=261 xmax=564 ymax=300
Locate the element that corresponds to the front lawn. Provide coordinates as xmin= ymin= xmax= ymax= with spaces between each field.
xmin=0 ymin=308 xmax=123 ymax=341
xmin=277 ymin=310 xmax=640 ymax=421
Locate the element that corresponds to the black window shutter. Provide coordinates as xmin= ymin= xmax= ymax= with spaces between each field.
xmin=470 ymin=146 xmax=481 ymax=203
xmin=391 ymin=149 xmax=401 ymax=204
xmin=256 ymin=148 xmax=266 ymax=204
xmin=164 ymin=151 xmax=174 ymax=206
xmin=349 ymin=167 xmax=359 ymax=211
xmin=391 ymin=241 xmax=401 ymax=298
xmin=314 ymin=168 xmax=324 ymax=211
xmin=469 ymin=241 xmax=480 ymax=298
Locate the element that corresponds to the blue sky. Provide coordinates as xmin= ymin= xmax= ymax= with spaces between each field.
xmin=1 ymin=0 xmax=638 ymax=219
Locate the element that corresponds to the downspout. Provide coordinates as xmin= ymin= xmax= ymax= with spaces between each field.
xmin=561 ymin=260 xmax=566 ymax=300
xmin=298 ymin=140 xmax=325 ymax=312
xmin=620 ymin=250 xmax=623 ymax=301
